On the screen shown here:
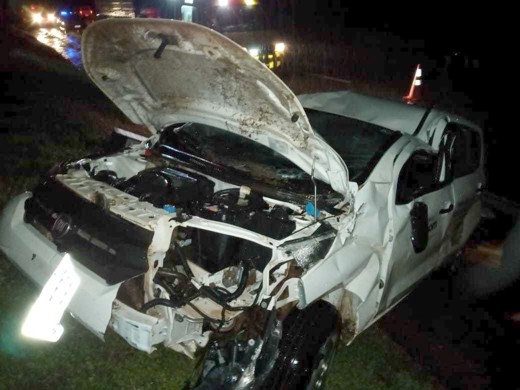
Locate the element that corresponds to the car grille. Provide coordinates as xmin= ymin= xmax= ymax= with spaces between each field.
xmin=24 ymin=179 xmax=153 ymax=285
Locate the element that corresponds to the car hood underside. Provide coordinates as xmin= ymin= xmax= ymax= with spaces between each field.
xmin=82 ymin=19 xmax=350 ymax=201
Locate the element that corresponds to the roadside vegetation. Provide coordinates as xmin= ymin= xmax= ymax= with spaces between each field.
xmin=0 ymin=28 xmax=147 ymax=208
xmin=1 ymin=26 xmax=439 ymax=389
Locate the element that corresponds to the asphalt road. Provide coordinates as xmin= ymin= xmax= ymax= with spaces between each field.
xmin=31 ymin=27 xmax=82 ymax=68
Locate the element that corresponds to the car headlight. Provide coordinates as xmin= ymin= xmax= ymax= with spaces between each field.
xmin=248 ymin=47 xmax=260 ymax=57
xmin=21 ymin=254 xmax=80 ymax=342
xmin=47 ymin=13 xmax=56 ymax=22
xmin=280 ymin=228 xmax=336 ymax=269
xmin=274 ymin=42 xmax=286 ymax=53
xmin=32 ymin=13 xmax=43 ymax=24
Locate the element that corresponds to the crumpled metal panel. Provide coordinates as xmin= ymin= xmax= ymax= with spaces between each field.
xmin=299 ymin=91 xmax=428 ymax=135
xmin=82 ymin=20 xmax=309 ymax=139
xmin=81 ymin=19 xmax=351 ymax=201
xmin=298 ymin=90 xmax=482 ymax=146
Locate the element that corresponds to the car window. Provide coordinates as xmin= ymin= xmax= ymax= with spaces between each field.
xmin=305 ymin=109 xmax=401 ymax=184
xmin=451 ymin=126 xmax=481 ymax=178
xmin=396 ymin=150 xmax=440 ymax=204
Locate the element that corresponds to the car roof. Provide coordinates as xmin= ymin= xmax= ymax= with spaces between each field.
xmin=298 ymin=90 xmax=482 ymax=140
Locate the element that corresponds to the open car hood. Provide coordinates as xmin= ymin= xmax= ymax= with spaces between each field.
xmin=82 ymin=19 xmax=350 ymax=201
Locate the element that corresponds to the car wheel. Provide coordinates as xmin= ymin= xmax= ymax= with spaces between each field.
xmin=258 ymin=300 xmax=340 ymax=389
xmin=306 ymin=331 xmax=338 ymax=389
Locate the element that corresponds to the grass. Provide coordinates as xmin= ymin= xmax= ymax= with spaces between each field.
xmin=0 ymin=27 xmax=148 ymax=207
xmin=0 ymin=257 xmax=196 ymax=389
xmin=0 ymin=256 xmax=437 ymax=389
xmin=0 ymin=25 xmax=439 ymax=389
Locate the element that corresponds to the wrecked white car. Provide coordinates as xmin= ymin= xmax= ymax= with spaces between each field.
xmin=0 ymin=19 xmax=484 ymax=388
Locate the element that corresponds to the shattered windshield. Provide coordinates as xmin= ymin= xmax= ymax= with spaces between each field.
xmin=157 ymin=123 xmax=334 ymax=197
xmin=305 ymin=109 xmax=401 ymax=184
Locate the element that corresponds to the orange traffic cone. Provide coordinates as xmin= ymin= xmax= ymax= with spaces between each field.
xmin=403 ymin=64 xmax=422 ymax=104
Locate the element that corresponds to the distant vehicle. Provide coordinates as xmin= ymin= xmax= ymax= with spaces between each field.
xmin=20 ymin=3 xmax=65 ymax=29
xmin=139 ymin=0 xmax=289 ymax=71
xmin=137 ymin=6 xmax=160 ymax=19
xmin=0 ymin=19 xmax=485 ymax=389
xmin=59 ymin=5 xmax=95 ymax=32
xmin=94 ymin=0 xmax=135 ymax=18
xmin=211 ymin=0 xmax=287 ymax=70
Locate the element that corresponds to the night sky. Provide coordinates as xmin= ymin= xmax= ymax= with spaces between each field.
xmin=295 ymin=1 xmax=497 ymax=55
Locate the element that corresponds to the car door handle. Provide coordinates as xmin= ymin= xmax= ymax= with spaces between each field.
xmin=440 ymin=204 xmax=454 ymax=214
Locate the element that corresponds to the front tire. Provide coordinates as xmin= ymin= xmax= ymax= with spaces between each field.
xmin=259 ymin=301 xmax=340 ymax=389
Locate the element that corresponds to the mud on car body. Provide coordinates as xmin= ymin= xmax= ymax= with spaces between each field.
xmin=0 ymin=19 xmax=485 ymax=388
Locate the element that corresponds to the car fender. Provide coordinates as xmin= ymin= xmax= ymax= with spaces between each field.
xmin=299 ymin=238 xmax=377 ymax=308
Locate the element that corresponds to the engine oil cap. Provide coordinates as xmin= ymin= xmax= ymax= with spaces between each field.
xmin=163 ymin=204 xmax=177 ymax=214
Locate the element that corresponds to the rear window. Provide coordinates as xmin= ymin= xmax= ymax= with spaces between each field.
xmin=305 ymin=109 xmax=400 ymax=184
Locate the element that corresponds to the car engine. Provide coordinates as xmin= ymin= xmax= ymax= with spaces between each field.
xmin=92 ymin=166 xmax=296 ymax=274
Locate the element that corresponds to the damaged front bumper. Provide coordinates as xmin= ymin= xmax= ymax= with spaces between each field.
xmin=0 ymin=192 xmax=309 ymax=354
xmin=0 ymin=193 xmax=121 ymax=339
xmin=0 ymin=185 xmax=360 ymax=359
xmin=0 ymin=193 xmax=179 ymax=351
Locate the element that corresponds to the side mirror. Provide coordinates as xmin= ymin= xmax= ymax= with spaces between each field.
xmin=410 ymin=202 xmax=429 ymax=253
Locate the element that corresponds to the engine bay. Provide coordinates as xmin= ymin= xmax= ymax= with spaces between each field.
xmin=36 ymin=134 xmax=344 ymax=358
xmin=90 ymin=164 xmax=298 ymax=273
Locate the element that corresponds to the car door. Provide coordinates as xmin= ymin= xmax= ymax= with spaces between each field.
xmin=447 ymin=123 xmax=484 ymax=251
xmin=379 ymin=144 xmax=454 ymax=312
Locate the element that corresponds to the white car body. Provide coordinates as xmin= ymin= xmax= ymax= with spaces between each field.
xmin=0 ymin=19 xmax=484 ymax=387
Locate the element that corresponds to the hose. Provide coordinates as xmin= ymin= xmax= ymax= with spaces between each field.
xmin=141 ymin=291 xmax=200 ymax=313
xmin=141 ymin=298 xmax=181 ymax=312
xmin=173 ymin=240 xmax=194 ymax=278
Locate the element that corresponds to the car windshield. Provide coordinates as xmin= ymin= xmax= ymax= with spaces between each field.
xmin=157 ymin=122 xmax=336 ymax=197
xmin=305 ymin=109 xmax=400 ymax=184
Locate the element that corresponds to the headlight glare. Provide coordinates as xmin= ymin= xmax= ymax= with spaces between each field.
xmin=274 ymin=42 xmax=286 ymax=53
xmin=32 ymin=13 xmax=43 ymax=23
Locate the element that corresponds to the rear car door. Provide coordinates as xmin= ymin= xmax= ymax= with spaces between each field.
xmin=446 ymin=123 xmax=484 ymax=251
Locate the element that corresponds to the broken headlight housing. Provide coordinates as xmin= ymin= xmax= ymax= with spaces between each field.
xmin=280 ymin=226 xmax=336 ymax=269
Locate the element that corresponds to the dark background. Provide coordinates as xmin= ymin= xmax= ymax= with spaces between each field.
xmin=296 ymin=1 xmax=508 ymax=200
